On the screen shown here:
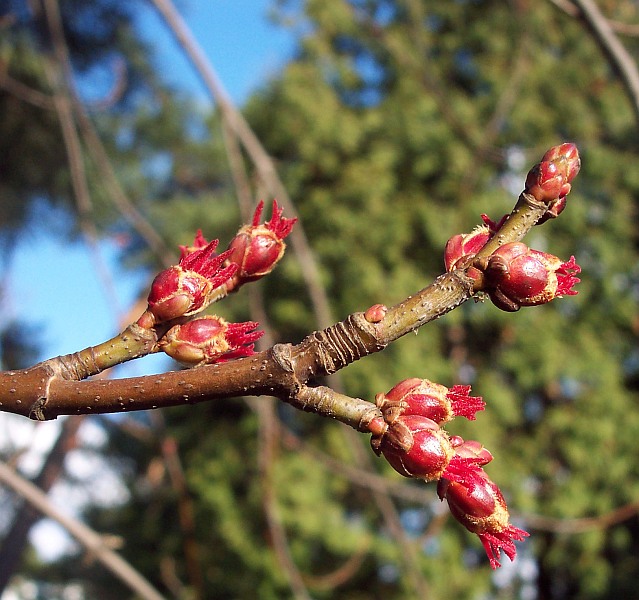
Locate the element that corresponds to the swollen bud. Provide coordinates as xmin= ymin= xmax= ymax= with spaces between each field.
xmin=159 ymin=315 xmax=263 ymax=366
xmin=146 ymin=239 xmax=237 ymax=323
xmin=525 ymin=143 xmax=581 ymax=222
xmin=225 ymin=200 xmax=297 ymax=289
xmin=444 ymin=225 xmax=492 ymax=272
xmin=370 ymin=415 xmax=487 ymax=490
xmin=437 ymin=471 xmax=529 ymax=569
xmin=479 ymin=242 xmax=581 ymax=312
xmin=376 ymin=378 xmax=485 ymax=425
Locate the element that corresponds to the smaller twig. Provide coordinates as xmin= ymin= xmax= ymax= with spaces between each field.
xmin=0 ymin=460 xmax=167 ymax=600
xmin=521 ymin=499 xmax=639 ymax=534
xmin=0 ymin=71 xmax=55 ymax=110
xmin=255 ymin=400 xmax=313 ymax=600
xmin=565 ymin=0 xmax=639 ymax=126
xmin=549 ymin=0 xmax=639 ymax=36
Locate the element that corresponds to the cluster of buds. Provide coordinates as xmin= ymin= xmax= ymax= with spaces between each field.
xmin=142 ymin=200 xmax=296 ymax=327
xmin=444 ymin=146 xmax=582 ymax=312
xmin=370 ymin=378 xmax=528 ymax=569
xmin=475 ymin=242 xmax=581 ymax=312
xmin=138 ymin=200 xmax=296 ymax=365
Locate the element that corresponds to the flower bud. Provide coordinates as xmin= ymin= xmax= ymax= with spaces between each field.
xmin=526 ymin=143 xmax=580 ymax=222
xmin=541 ymin=142 xmax=581 ymax=184
xmin=370 ymin=415 xmax=486 ymax=489
xmin=146 ymin=239 xmax=237 ymax=323
xmin=450 ymin=436 xmax=493 ymax=466
xmin=225 ymin=200 xmax=297 ymax=289
xmin=525 ymin=160 xmax=568 ymax=203
xmin=481 ymin=242 xmax=580 ymax=312
xmin=444 ymin=225 xmax=491 ymax=272
xmin=376 ymin=378 xmax=485 ymax=425
xmin=437 ymin=471 xmax=529 ymax=569
xmin=371 ymin=415 xmax=453 ymax=480
xmin=159 ymin=315 xmax=263 ymax=366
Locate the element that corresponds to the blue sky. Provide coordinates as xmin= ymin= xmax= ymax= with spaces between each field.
xmin=4 ymin=1 xmax=297 ymax=369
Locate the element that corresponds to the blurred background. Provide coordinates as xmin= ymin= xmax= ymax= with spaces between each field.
xmin=2 ymin=1 xmax=639 ymax=598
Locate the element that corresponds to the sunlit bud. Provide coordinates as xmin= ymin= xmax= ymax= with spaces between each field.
xmin=364 ymin=303 xmax=387 ymax=323
xmin=450 ymin=436 xmax=494 ymax=466
xmin=159 ymin=315 xmax=263 ymax=366
xmin=444 ymin=225 xmax=492 ymax=272
xmin=376 ymin=378 xmax=485 ymax=425
xmin=437 ymin=471 xmax=529 ymax=569
xmin=525 ymin=160 xmax=567 ymax=203
xmin=370 ymin=415 xmax=486 ymax=489
xmin=480 ymin=242 xmax=581 ymax=312
xmin=225 ymin=200 xmax=297 ymax=289
xmin=527 ymin=143 xmax=580 ymax=222
xmin=146 ymin=239 xmax=237 ymax=323
xmin=541 ymin=142 xmax=581 ymax=184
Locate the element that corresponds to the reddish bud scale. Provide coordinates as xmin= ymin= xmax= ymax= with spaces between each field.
xmin=525 ymin=161 xmax=567 ymax=203
xmin=159 ymin=315 xmax=263 ymax=366
xmin=372 ymin=415 xmax=452 ymax=481
xmin=438 ymin=472 xmax=529 ymax=569
xmin=377 ymin=378 xmax=485 ymax=425
xmin=541 ymin=142 xmax=581 ymax=183
xmin=444 ymin=226 xmax=492 ymax=272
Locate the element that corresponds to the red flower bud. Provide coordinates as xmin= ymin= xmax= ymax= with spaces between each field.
xmin=450 ymin=436 xmax=493 ymax=466
xmin=376 ymin=378 xmax=485 ymax=425
xmin=444 ymin=225 xmax=492 ymax=271
xmin=225 ymin=200 xmax=297 ymax=288
xmin=526 ymin=143 xmax=580 ymax=222
xmin=481 ymin=242 xmax=580 ymax=312
xmin=370 ymin=415 xmax=486 ymax=489
xmin=159 ymin=315 xmax=263 ymax=366
xmin=437 ymin=471 xmax=529 ymax=569
xmin=147 ymin=239 xmax=237 ymax=323
xmin=525 ymin=160 xmax=567 ymax=203
xmin=541 ymin=142 xmax=581 ymax=184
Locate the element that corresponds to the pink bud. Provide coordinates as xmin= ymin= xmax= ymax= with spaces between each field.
xmin=376 ymin=378 xmax=485 ymax=425
xmin=482 ymin=242 xmax=580 ymax=312
xmin=159 ymin=316 xmax=263 ymax=366
xmin=452 ymin=437 xmax=494 ymax=466
xmin=225 ymin=200 xmax=297 ymax=288
xmin=146 ymin=239 xmax=237 ymax=323
xmin=525 ymin=161 xmax=566 ymax=203
xmin=371 ymin=415 xmax=453 ymax=480
xmin=525 ymin=144 xmax=580 ymax=220
xmin=541 ymin=142 xmax=581 ymax=183
xmin=364 ymin=303 xmax=387 ymax=323
xmin=437 ymin=471 xmax=529 ymax=569
xmin=370 ymin=415 xmax=487 ymax=489
xmin=444 ymin=226 xmax=492 ymax=272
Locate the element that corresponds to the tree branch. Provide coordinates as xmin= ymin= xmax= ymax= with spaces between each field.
xmin=0 ymin=188 xmax=548 ymax=423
